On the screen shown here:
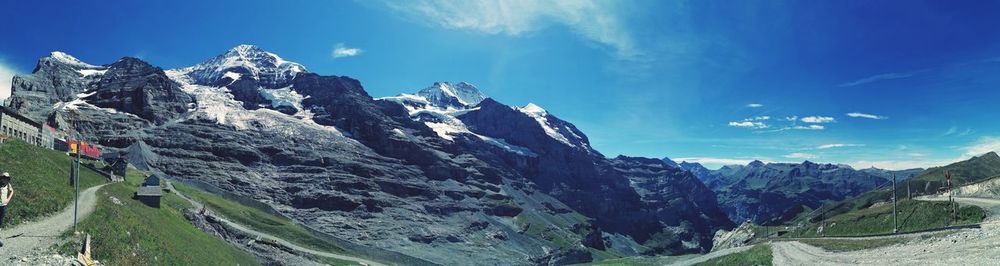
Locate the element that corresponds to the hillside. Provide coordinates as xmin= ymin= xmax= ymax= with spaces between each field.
xmin=797 ymin=153 xmax=1000 ymax=222
xmin=0 ymin=139 xmax=106 ymax=227
xmin=909 ymin=152 xmax=1000 ymax=194
xmin=58 ymin=169 xmax=259 ymax=265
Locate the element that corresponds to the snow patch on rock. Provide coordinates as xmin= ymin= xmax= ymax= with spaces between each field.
xmin=517 ymin=103 xmax=575 ymax=147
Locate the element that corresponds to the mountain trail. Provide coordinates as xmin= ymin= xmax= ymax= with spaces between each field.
xmin=0 ymin=184 xmax=107 ymax=258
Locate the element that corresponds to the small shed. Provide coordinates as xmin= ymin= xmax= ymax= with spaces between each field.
xmin=103 ymin=153 xmax=129 ymax=177
xmin=135 ymin=175 xmax=162 ymax=208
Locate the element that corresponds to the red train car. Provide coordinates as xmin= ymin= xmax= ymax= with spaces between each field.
xmin=68 ymin=140 xmax=102 ymax=160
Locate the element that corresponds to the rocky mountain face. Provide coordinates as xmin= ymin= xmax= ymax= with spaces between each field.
xmin=609 ymin=156 xmax=733 ymax=254
xmin=7 ymin=45 xmax=733 ymax=265
xmin=673 ymin=160 xmax=921 ymax=224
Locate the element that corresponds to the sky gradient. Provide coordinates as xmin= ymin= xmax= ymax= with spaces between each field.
xmin=2 ymin=0 xmax=1000 ymax=169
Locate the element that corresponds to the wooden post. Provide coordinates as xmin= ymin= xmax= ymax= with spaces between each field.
xmin=892 ymin=174 xmax=898 ymax=233
xmin=907 ymin=180 xmax=912 ymax=200
xmin=947 ymin=171 xmax=955 ymax=224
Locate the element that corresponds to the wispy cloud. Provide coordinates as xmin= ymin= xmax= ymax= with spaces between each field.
xmin=837 ymin=70 xmax=924 ymax=87
xmin=332 ymin=43 xmax=363 ymax=58
xmin=729 ymin=121 xmax=768 ymax=129
xmin=816 ymin=143 xmax=864 ymax=149
xmin=375 ymin=0 xmax=640 ymax=60
xmin=0 ymin=58 xmax=18 ymax=102
xmin=746 ymin=103 xmax=763 ymax=108
xmin=784 ymin=152 xmax=817 ymax=159
xmin=793 ymin=125 xmax=824 ymax=130
xmin=801 ymin=116 xmax=835 ymax=123
xmin=943 ymin=126 xmax=974 ymax=137
xmin=846 ymin=112 xmax=887 ymax=120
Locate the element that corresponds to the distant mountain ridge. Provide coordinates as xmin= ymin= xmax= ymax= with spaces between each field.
xmin=791 ymin=152 xmax=1000 ymax=225
xmin=664 ymin=158 xmax=923 ymax=224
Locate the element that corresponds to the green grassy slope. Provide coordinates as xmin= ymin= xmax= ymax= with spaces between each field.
xmin=787 ymin=199 xmax=983 ymax=237
xmin=795 ymin=231 xmax=953 ymax=252
xmin=60 ymin=169 xmax=259 ymax=265
xmin=0 ymin=139 xmax=106 ymax=227
xmin=694 ymin=244 xmax=772 ymax=266
xmin=171 ymin=182 xmax=355 ymax=257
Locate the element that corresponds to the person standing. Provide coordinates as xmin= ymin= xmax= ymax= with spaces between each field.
xmin=0 ymin=172 xmax=13 ymax=228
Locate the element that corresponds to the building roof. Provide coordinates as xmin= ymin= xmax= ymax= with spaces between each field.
xmin=137 ymin=186 xmax=162 ymax=197
xmin=0 ymin=106 xmax=43 ymax=128
xmin=143 ymin=175 xmax=160 ymax=186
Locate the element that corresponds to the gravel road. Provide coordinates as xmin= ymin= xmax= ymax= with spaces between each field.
xmin=771 ymin=196 xmax=1000 ymax=265
xmin=0 ymin=184 xmax=106 ymax=260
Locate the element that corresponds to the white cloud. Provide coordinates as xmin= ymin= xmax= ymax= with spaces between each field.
xmin=816 ymin=143 xmax=864 ymax=149
xmin=332 ymin=43 xmax=363 ymax=58
xmin=851 ymin=136 xmax=1000 ymax=170
xmin=784 ymin=152 xmax=817 ymax=159
xmin=801 ymin=116 xmax=835 ymax=123
xmin=744 ymin=116 xmax=770 ymax=121
xmin=0 ymin=59 xmax=17 ymax=102
xmin=729 ymin=121 xmax=768 ymax=129
xmin=785 ymin=116 xmax=798 ymax=121
xmin=793 ymin=125 xmax=824 ymax=130
xmin=847 ymin=112 xmax=887 ymax=120
xmin=964 ymin=136 xmax=1000 ymax=158
xmin=746 ymin=103 xmax=763 ymax=108
xmin=376 ymin=0 xmax=640 ymax=59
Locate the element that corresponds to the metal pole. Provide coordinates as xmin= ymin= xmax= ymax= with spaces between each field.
xmin=892 ymin=174 xmax=897 ymax=233
xmin=74 ymin=138 xmax=81 ymax=233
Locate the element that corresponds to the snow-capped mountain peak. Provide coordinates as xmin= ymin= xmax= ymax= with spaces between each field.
xmin=416 ymin=81 xmax=487 ymax=108
xmin=519 ymin=103 xmax=547 ymax=116
xmin=175 ymin=44 xmax=308 ymax=89
xmin=45 ymin=51 xmax=99 ymax=68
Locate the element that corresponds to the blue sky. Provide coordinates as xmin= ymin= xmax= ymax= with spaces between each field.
xmin=2 ymin=0 xmax=1000 ymax=169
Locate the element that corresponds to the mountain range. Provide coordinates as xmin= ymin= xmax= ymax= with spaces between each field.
xmin=664 ymin=157 xmax=922 ymax=224
xmin=6 ymin=45 xmax=734 ymax=265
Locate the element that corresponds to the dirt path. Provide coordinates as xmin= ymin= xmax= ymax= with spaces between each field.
xmin=165 ymin=181 xmax=385 ymax=266
xmin=666 ymin=245 xmax=753 ymax=265
xmin=770 ymin=196 xmax=1000 ymax=265
xmin=0 ymin=184 xmax=106 ymax=257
